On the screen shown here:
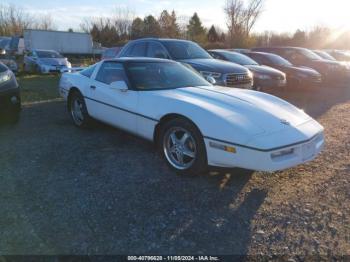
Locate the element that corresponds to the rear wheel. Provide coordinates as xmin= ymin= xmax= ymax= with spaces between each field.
xmin=159 ymin=118 xmax=207 ymax=175
xmin=68 ymin=91 xmax=91 ymax=128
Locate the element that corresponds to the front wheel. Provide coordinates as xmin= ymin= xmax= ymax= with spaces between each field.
xmin=68 ymin=91 xmax=91 ymax=128
xmin=159 ymin=118 xmax=207 ymax=175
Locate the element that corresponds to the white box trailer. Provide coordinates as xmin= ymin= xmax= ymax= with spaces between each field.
xmin=23 ymin=29 xmax=94 ymax=55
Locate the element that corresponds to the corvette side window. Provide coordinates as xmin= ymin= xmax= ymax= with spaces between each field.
xmin=95 ymin=62 xmax=127 ymax=85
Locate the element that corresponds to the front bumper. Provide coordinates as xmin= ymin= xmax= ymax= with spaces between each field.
xmin=205 ymin=121 xmax=324 ymax=172
xmin=215 ymin=73 xmax=253 ymax=89
xmin=216 ymin=78 xmax=253 ymax=89
xmin=40 ymin=64 xmax=71 ymax=74
xmin=287 ymin=76 xmax=323 ymax=87
xmin=254 ymin=78 xmax=286 ymax=89
xmin=322 ymin=70 xmax=350 ymax=84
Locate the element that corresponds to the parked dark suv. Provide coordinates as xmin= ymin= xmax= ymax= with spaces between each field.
xmin=253 ymin=47 xmax=350 ymax=84
xmin=118 ymin=38 xmax=253 ymax=89
xmin=0 ymin=62 xmax=20 ymax=122
xmin=209 ymin=50 xmax=286 ymax=90
xmin=246 ymin=51 xmax=322 ymax=87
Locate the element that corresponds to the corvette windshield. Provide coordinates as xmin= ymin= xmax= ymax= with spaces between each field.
xmin=125 ymin=62 xmax=211 ymax=90
xmin=162 ymin=41 xmax=212 ymax=60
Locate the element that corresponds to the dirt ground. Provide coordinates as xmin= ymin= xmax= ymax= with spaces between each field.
xmin=0 ymin=84 xmax=349 ymax=257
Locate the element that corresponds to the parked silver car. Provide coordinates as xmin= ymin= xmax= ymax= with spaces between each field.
xmin=23 ymin=49 xmax=72 ymax=74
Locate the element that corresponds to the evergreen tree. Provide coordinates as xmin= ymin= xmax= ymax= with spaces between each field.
xmin=220 ymin=32 xmax=226 ymax=42
xmin=187 ymin=13 xmax=206 ymax=43
xmin=292 ymin=29 xmax=307 ymax=47
xmin=159 ymin=10 xmax=180 ymax=38
xmin=207 ymin=25 xmax=219 ymax=42
xmin=131 ymin=17 xmax=145 ymax=39
xmin=143 ymin=15 xmax=161 ymax=37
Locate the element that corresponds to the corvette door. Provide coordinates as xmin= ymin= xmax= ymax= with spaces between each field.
xmin=86 ymin=61 xmax=138 ymax=134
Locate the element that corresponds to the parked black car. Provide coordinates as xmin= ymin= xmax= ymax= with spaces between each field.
xmin=326 ymin=50 xmax=350 ymax=62
xmin=118 ymin=38 xmax=253 ymax=89
xmin=0 ymin=62 xmax=20 ymax=122
xmin=209 ymin=50 xmax=286 ymax=90
xmin=246 ymin=51 xmax=322 ymax=87
xmin=227 ymin=48 xmax=250 ymax=54
xmin=252 ymin=47 xmax=350 ymax=84
xmin=313 ymin=50 xmax=337 ymax=61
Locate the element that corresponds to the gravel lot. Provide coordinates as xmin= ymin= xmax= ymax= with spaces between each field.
xmin=0 ymin=84 xmax=349 ymax=257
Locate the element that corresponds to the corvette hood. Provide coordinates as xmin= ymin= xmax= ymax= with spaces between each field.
xmin=172 ymin=85 xmax=311 ymax=133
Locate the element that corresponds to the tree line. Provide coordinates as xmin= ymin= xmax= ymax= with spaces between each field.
xmin=1 ymin=1 xmax=349 ymax=50
xmin=80 ymin=0 xmax=265 ymax=49
xmin=255 ymin=27 xmax=350 ymax=50
xmin=0 ymin=4 xmax=55 ymax=36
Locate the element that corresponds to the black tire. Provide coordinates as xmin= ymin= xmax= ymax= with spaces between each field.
xmin=3 ymin=109 xmax=20 ymax=124
xmin=158 ymin=117 xmax=207 ymax=175
xmin=68 ymin=91 xmax=91 ymax=128
xmin=9 ymin=109 xmax=20 ymax=124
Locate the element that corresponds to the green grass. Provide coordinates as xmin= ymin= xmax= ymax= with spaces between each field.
xmin=17 ymin=74 xmax=61 ymax=104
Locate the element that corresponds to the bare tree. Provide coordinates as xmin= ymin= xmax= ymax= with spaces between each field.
xmin=0 ymin=4 xmax=33 ymax=35
xmin=33 ymin=14 xmax=56 ymax=30
xmin=224 ymin=0 xmax=264 ymax=47
xmin=243 ymin=0 xmax=264 ymax=35
xmin=0 ymin=4 xmax=56 ymax=36
xmin=224 ymin=0 xmax=245 ymax=37
xmin=80 ymin=7 xmax=134 ymax=45
xmin=177 ymin=14 xmax=190 ymax=39
xmin=79 ymin=17 xmax=92 ymax=33
xmin=112 ymin=7 xmax=134 ymax=39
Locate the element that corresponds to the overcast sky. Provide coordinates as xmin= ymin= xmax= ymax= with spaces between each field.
xmin=4 ymin=0 xmax=350 ymax=33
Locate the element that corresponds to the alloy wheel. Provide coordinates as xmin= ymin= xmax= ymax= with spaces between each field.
xmin=163 ymin=127 xmax=197 ymax=170
xmin=70 ymin=97 xmax=84 ymax=126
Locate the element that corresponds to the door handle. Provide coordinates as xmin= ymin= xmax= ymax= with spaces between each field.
xmin=90 ymin=85 xmax=96 ymax=90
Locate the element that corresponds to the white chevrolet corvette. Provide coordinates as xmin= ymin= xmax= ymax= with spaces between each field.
xmin=59 ymin=58 xmax=324 ymax=175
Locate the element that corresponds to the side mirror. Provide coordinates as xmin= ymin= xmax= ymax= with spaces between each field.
xmin=206 ymin=76 xmax=216 ymax=85
xmin=110 ymin=81 xmax=128 ymax=92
